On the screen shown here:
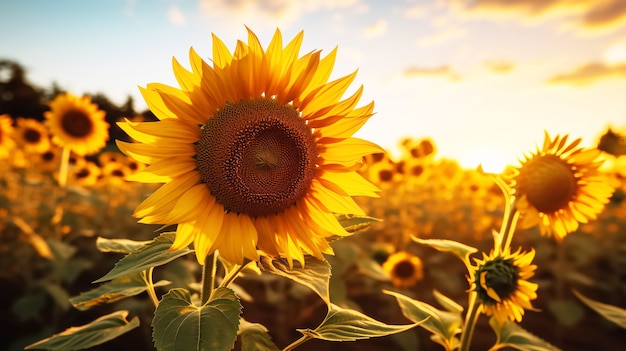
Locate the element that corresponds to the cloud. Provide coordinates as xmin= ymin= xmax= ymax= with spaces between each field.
xmin=546 ymin=62 xmax=626 ymax=85
xmin=168 ymin=5 xmax=186 ymax=26
xmin=403 ymin=65 xmax=461 ymax=81
xmin=415 ymin=27 xmax=466 ymax=46
xmin=363 ymin=20 xmax=387 ymax=37
xmin=483 ymin=60 xmax=515 ymax=74
xmin=449 ymin=0 xmax=626 ymax=34
xmin=604 ymin=37 xmax=626 ymax=64
xmin=198 ymin=0 xmax=361 ymax=28
xmin=404 ymin=4 xmax=428 ymax=18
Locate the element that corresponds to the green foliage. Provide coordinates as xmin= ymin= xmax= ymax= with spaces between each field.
xmin=260 ymin=255 xmax=332 ymax=305
xmin=24 ymin=311 xmax=139 ymax=350
xmin=412 ymin=237 xmax=477 ymax=269
xmin=152 ymin=287 xmax=241 ymax=351
xmin=489 ymin=318 xmax=562 ymax=351
xmin=94 ymin=233 xmax=192 ymax=283
xmin=96 ymin=237 xmax=152 ymax=253
xmin=70 ymin=272 xmax=170 ymax=310
xmin=298 ymin=303 xmax=423 ymax=342
xmin=573 ymin=290 xmax=626 ymax=329
xmin=384 ymin=289 xmax=462 ymax=351
xmin=335 ymin=213 xmax=382 ymax=233
xmin=238 ymin=319 xmax=280 ymax=351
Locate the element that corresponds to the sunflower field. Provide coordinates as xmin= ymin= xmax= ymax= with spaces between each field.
xmin=1 ymin=29 xmax=626 ymax=351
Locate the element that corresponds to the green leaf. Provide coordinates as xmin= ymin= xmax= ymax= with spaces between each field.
xmin=96 ymin=237 xmax=152 ymax=253
xmin=432 ymin=289 xmax=464 ymax=315
xmin=298 ymin=303 xmax=422 ymax=342
xmin=411 ymin=237 xmax=477 ymax=268
xmin=384 ymin=289 xmax=462 ymax=351
xmin=24 ymin=310 xmax=139 ymax=350
xmin=94 ymin=233 xmax=192 ymax=283
xmin=573 ymin=290 xmax=626 ymax=329
xmin=356 ymin=257 xmax=391 ymax=281
xmin=259 ymin=255 xmax=331 ymax=305
xmin=335 ymin=213 xmax=381 ymax=233
xmin=489 ymin=318 xmax=562 ymax=351
xmin=70 ymin=273 xmax=171 ymax=311
xmin=238 ymin=319 xmax=280 ymax=351
xmin=547 ymin=298 xmax=584 ymax=327
xmin=152 ymin=287 xmax=241 ymax=351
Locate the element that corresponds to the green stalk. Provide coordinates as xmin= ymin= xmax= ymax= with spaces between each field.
xmin=201 ymin=253 xmax=217 ymax=305
xmin=282 ymin=335 xmax=311 ymax=351
xmin=459 ymin=292 xmax=482 ymax=351
xmin=142 ymin=268 xmax=159 ymax=308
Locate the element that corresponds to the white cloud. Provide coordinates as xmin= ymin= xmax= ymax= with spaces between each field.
xmin=604 ymin=37 xmax=626 ymax=65
xmin=168 ymin=5 xmax=186 ymax=26
xmin=363 ymin=20 xmax=387 ymax=37
xmin=415 ymin=27 xmax=466 ymax=46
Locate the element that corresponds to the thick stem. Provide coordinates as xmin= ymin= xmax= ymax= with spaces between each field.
xmin=459 ymin=292 xmax=482 ymax=351
xmin=201 ymin=253 xmax=217 ymax=305
xmin=142 ymin=268 xmax=159 ymax=308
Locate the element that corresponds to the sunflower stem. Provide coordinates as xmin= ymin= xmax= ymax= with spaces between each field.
xmin=498 ymin=194 xmax=519 ymax=254
xmin=58 ymin=146 xmax=71 ymax=188
xmin=141 ymin=268 xmax=159 ymax=308
xmin=201 ymin=253 xmax=217 ymax=305
xmin=282 ymin=335 xmax=311 ymax=351
xmin=459 ymin=292 xmax=482 ymax=351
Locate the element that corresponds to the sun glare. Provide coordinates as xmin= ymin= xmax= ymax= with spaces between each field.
xmin=458 ymin=147 xmax=512 ymax=174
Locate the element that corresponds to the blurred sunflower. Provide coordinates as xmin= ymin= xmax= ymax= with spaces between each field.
xmin=469 ymin=247 xmax=538 ymax=324
xmin=14 ymin=118 xmax=50 ymax=154
xmin=44 ymin=93 xmax=109 ymax=155
xmin=514 ymin=132 xmax=614 ymax=240
xmin=0 ymin=114 xmax=16 ymax=159
xmin=383 ymin=251 xmax=424 ymax=288
xmin=71 ymin=161 xmax=102 ymax=187
xmin=117 ymin=28 xmax=381 ymax=265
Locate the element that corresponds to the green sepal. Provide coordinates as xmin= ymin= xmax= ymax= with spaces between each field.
xmin=152 ymin=287 xmax=241 ymax=351
xmin=24 ymin=310 xmax=139 ymax=350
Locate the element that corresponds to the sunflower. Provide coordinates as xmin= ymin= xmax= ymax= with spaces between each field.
xmin=469 ymin=247 xmax=538 ymax=324
xmin=116 ymin=28 xmax=381 ymax=265
xmin=14 ymin=118 xmax=50 ymax=154
xmin=0 ymin=114 xmax=16 ymax=159
xmin=383 ymin=251 xmax=424 ymax=288
xmin=44 ymin=93 xmax=109 ymax=155
xmin=513 ymin=132 xmax=614 ymax=240
xmin=70 ymin=161 xmax=102 ymax=187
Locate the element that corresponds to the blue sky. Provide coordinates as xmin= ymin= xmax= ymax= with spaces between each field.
xmin=2 ymin=0 xmax=626 ymax=171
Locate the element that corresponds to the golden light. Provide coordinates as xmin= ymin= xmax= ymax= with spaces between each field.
xmin=458 ymin=147 xmax=512 ymax=174
xmin=604 ymin=38 xmax=626 ymax=65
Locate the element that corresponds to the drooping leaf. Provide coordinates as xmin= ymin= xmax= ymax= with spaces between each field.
xmin=238 ymin=319 xmax=280 ymax=351
xmin=573 ymin=290 xmax=626 ymax=329
xmin=412 ymin=237 xmax=477 ymax=268
xmin=152 ymin=287 xmax=241 ymax=351
xmin=335 ymin=213 xmax=381 ymax=233
xmin=24 ymin=310 xmax=139 ymax=350
xmin=70 ymin=273 xmax=171 ymax=311
xmin=96 ymin=237 xmax=152 ymax=253
xmin=384 ymin=290 xmax=462 ymax=351
xmin=259 ymin=256 xmax=331 ymax=305
xmin=298 ymin=303 xmax=422 ymax=342
xmin=356 ymin=257 xmax=391 ymax=281
xmin=547 ymin=299 xmax=584 ymax=327
xmin=94 ymin=233 xmax=192 ymax=283
xmin=432 ymin=289 xmax=464 ymax=315
xmin=489 ymin=318 xmax=562 ymax=351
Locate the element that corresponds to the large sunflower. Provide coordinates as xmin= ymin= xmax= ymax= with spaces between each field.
xmin=469 ymin=247 xmax=538 ymax=324
xmin=117 ymin=28 xmax=381 ymax=265
xmin=44 ymin=93 xmax=109 ymax=155
xmin=514 ymin=132 xmax=614 ymax=240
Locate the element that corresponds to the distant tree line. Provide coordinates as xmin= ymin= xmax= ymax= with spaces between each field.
xmin=0 ymin=59 xmax=157 ymax=145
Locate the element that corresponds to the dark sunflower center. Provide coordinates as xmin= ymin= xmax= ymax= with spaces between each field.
xmin=475 ymin=257 xmax=519 ymax=305
xmin=61 ymin=110 xmax=93 ymax=138
xmin=197 ymin=98 xmax=318 ymax=217
xmin=518 ymin=154 xmax=577 ymax=213
xmin=24 ymin=129 xmax=42 ymax=143
xmin=379 ymin=169 xmax=394 ymax=182
xmin=76 ymin=168 xmax=90 ymax=178
xmin=393 ymin=260 xmax=416 ymax=279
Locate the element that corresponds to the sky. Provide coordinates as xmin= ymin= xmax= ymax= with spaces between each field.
xmin=2 ymin=0 xmax=626 ymax=172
